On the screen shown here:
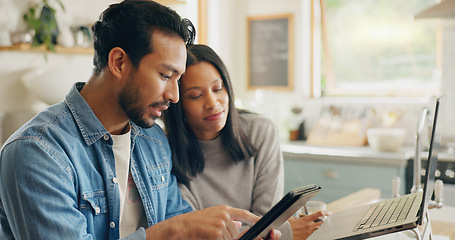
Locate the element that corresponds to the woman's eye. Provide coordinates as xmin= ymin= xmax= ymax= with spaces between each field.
xmin=190 ymin=95 xmax=202 ymax=100
xmin=214 ymin=87 xmax=223 ymax=92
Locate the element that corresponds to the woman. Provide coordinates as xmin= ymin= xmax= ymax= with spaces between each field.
xmin=163 ymin=44 xmax=328 ymax=239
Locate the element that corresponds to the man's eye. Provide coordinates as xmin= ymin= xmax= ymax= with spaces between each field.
xmin=161 ymin=73 xmax=171 ymax=80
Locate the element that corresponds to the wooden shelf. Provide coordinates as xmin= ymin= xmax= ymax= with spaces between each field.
xmin=0 ymin=43 xmax=93 ymax=55
xmin=156 ymin=0 xmax=187 ymax=4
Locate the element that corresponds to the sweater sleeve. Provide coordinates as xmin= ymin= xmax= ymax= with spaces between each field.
xmin=243 ymin=114 xmax=293 ymax=240
xmin=178 ymin=183 xmax=198 ymax=210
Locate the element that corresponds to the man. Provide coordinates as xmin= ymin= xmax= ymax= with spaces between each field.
xmin=0 ymin=1 xmax=280 ymax=239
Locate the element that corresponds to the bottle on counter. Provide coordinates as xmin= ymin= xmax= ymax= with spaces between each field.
xmin=289 ymin=106 xmax=305 ymax=141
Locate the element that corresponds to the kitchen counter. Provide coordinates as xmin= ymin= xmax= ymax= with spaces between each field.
xmin=282 ymin=140 xmax=455 ymax=163
xmin=281 ymin=141 xmax=411 ymax=202
xmin=282 ymin=140 xmax=455 ymax=208
xmin=281 ymin=141 xmax=411 ymax=167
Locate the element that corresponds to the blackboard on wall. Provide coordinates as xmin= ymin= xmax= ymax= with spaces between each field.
xmin=247 ymin=14 xmax=294 ymax=90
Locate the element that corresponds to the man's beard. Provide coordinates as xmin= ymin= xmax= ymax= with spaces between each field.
xmin=118 ymin=79 xmax=155 ymax=129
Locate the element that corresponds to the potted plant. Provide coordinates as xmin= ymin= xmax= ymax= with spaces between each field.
xmin=23 ymin=0 xmax=65 ymax=52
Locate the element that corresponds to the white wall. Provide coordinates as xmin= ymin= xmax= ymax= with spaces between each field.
xmin=0 ymin=0 xmax=118 ymax=143
xmin=0 ymin=0 xmax=198 ymax=143
xmin=441 ymin=27 xmax=455 ymax=140
xmin=0 ymin=0 xmax=122 ymax=103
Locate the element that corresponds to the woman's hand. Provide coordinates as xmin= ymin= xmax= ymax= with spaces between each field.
xmin=288 ymin=211 xmax=331 ymax=240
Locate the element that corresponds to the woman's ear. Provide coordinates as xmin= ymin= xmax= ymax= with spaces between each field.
xmin=108 ymin=47 xmax=129 ymax=79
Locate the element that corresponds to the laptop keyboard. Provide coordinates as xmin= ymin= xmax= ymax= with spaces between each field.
xmin=353 ymin=195 xmax=416 ymax=232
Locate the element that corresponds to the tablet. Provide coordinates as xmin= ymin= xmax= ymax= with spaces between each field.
xmin=239 ymin=184 xmax=321 ymax=240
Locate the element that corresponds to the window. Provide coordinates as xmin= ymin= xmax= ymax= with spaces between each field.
xmin=321 ymin=0 xmax=441 ymax=97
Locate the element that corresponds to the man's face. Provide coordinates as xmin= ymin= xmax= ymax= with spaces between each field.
xmin=119 ymin=31 xmax=187 ymax=128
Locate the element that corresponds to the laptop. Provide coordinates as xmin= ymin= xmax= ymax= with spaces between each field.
xmin=308 ymin=95 xmax=446 ymax=240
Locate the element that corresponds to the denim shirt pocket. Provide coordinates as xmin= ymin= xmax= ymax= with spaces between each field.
xmin=147 ymin=164 xmax=169 ymax=190
xmin=80 ymin=190 xmax=108 ymax=215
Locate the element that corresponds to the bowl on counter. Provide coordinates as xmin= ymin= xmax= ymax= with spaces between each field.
xmin=366 ymin=127 xmax=406 ymax=152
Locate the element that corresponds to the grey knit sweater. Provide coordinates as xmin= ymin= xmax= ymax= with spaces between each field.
xmin=178 ymin=112 xmax=293 ymax=239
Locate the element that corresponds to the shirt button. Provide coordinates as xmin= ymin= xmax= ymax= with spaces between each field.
xmin=112 ymin=177 xmax=118 ymax=183
xmin=110 ymin=222 xmax=115 ymax=228
xmin=161 ymin=176 xmax=165 ymax=182
xmin=103 ymin=134 xmax=110 ymax=141
xmin=95 ymin=207 xmax=100 ymax=214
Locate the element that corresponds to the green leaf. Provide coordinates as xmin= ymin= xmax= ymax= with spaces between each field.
xmin=58 ymin=1 xmax=65 ymax=11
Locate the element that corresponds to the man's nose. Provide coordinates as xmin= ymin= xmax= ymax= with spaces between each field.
xmin=165 ymin=80 xmax=179 ymax=103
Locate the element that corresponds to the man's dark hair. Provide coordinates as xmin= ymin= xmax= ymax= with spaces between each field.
xmin=163 ymin=44 xmax=257 ymax=185
xmin=91 ymin=0 xmax=196 ymax=74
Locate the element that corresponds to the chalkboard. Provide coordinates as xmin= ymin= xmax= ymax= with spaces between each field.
xmin=247 ymin=14 xmax=294 ymax=90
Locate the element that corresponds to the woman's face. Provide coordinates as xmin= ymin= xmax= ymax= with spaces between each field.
xmin=180 ymin=61 xmax=229 ymax=141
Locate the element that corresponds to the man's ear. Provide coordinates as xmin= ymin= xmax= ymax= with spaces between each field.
xmin=108 ymin=47 xmax=129 ymax=79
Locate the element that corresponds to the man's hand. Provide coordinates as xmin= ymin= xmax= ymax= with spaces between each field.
xmin=145 ymin=205 xmax=260 ymax=240
xmin=288 ymin=211 xmax=332 ymax=240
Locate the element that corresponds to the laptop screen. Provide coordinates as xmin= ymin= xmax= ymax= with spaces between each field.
xmin=418 ymin=95 xmax=445 ymax=225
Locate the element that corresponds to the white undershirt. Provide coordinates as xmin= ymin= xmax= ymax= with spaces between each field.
xmin=112 ymin=127 xmax=147 ymax=237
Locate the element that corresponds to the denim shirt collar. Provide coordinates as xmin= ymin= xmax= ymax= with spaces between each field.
xmin=65 ymin=82 xmax=140 ymax=146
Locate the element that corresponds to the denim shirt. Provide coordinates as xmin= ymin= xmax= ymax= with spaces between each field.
xmin=0 ymin=83 xmax=192 ymax=240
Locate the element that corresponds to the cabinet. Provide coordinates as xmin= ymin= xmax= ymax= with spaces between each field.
xmin=282 ymin=144 xmax=408 ymax=203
